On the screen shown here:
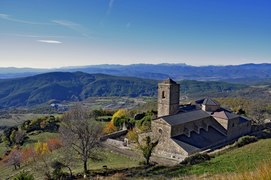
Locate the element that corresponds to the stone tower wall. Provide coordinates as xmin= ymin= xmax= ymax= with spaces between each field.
xmin=157 ymin=81 xmax=180 ymax=117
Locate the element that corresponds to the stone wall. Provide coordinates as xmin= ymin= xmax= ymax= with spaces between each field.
xmin=202 ymin=104 xmax=220 ymax=112
xmin=152 ymin=119 xmax=187 ymax=160
xmin=100 ymin=130 xmax=128 ymax=141
xmin=227 ymin=119 xmax=251 ymax=140
xmin=157 ymin=82 xmax=180 ymax=117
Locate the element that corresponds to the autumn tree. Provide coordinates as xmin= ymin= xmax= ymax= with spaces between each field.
xmin=59 ymin=104 xmax=102 ymax=176
xmin=47 ymin=137 xmax=62 ymax=152
xmin=21 ymin=146 xmax=36 ymax=164
xmin=103 ymin=122 xmax=118 ymax=134
xmin=111 ymin=109 xmax=128 ymax=127
xmin=33 ymin=141 xmax=51 ymax=178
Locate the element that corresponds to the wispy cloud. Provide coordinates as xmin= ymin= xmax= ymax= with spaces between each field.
xmin=107 ymin=0 xmax=115 ymax=14
xmin=0 ymin=33 xmax=67 ymax=38
xmin=52 ymin=20 xmax=91 ymax=38
xmin=37 ymin=40 xmax=62 ymax=44
xmin=0 ymin=13 xmax=52 ymax=25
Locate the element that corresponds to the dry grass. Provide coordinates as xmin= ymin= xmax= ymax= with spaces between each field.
xmin=209 ymin=161 xmax=271 ymax=180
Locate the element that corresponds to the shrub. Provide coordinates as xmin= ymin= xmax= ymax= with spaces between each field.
xmin=103 ymin=122 xmax=117 ymax=134
xmin=235 ymin=135 xmax=258 ymax=147
xmin=13 ymin=171 xmax=34 ymax=180
xmin=23 ymin=116 xmax=59 ymax=133
xmin=111 ymin=109 xmax=128 ymax=125
xmin=127 ymin=130 xmax=138 ymax=142
xmin=47 ymin=138 xmax=62 ymax=152
xmin=259 ymin=129 xmax=271 ymax=139
xmin=181 ymin=153 xmax=211 ymax=165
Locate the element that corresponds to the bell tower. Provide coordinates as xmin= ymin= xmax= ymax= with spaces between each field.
xmin=157 ymin=78 xmax=180 ymax=117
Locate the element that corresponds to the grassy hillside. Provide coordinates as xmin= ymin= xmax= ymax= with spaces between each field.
xmin=0 ymin=72 xmax=247 ymax=108
xmin=0 ymin=131 xmax=141 ymax=179
xmin=144 ymin=139 xmax=271 ymax=178
xmin=0 ymin=72 xmax=157 ymax=107
xmin=1 ymin=122 xmax=271 ymax=179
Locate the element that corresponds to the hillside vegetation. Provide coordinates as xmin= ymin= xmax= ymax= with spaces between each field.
xmin=0 ymin=72 xmax=246 ymax=108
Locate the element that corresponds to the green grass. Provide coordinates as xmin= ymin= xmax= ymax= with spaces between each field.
xmin=0 ymin=142 xmax=7 ymax=158
xmin=0 ymin=131 xmax=140 ymax=179
xmin=146 ymin=139 xmax=271 ymax=177
xmin=23 ymin=132 xmax=59 ymax=146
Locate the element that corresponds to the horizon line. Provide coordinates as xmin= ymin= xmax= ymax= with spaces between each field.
xmin=0 ymin=62 xmax=270 ymax=69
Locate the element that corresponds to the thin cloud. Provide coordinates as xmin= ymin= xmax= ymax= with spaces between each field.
xmin=52 ymin=20 xmax=91 ymax=38
xmin=37 ymin=40 xmax=62 ymax=44
xmin=107 ymin=0 xmax=115 ymax=14
xmin=0 ymin=13 xmax=52 ymax=25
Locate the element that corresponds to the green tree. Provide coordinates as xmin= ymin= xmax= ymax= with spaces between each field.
xmin=138 ymin=136 xmax=158 ymax=165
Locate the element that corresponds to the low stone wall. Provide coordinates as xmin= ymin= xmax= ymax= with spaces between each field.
xmin=100 ymin=130 xmax=128 ymax=141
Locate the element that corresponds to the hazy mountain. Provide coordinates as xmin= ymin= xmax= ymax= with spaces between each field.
xmin=0 ymin=72 xmax=246 ymax=108
xmin=0 ymin=63 xmax=270 ymax=84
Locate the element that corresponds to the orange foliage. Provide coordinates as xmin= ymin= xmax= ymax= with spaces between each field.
xmin=46 ymin=137 xmax=62 ymax=152
xmin=103 ymin=122 xmax=117 ymax=134
xmin=21 ymin=146 xmax=36 ymax=163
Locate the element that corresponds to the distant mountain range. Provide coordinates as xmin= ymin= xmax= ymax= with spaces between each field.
xmin=1 ymin=63 xmax=271 ymax=84
xmin=0 ymin=72 xmax=246 ymax=108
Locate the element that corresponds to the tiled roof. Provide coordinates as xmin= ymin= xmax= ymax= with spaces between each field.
xmin=212 ymin=110 xmax=239 ymax=120
xmin=162 ymin=78 xmax=177 ymax=84
xmin=239 ymin=116 xmax=251 ymax=123
xmin=202 ymin=98 xmax=220 ymax=106
xmin=161 ymin=110 xmax=211 ymax=126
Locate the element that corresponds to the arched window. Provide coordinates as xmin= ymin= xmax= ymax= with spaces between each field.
xmin=162 ymin=91 xmax=165 ymax=99
xmin=158 ymin=128 xmax=163 ymax=134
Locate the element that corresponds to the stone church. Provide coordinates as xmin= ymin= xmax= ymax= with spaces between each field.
xmin=151 ymin=78 xmax=251 ymax=160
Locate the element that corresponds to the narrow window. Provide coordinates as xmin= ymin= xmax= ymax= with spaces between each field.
xmin=162 ymin=91 xmax=165 ymax=99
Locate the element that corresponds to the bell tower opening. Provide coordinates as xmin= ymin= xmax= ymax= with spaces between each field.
xmin=162 ymin=91 xmax=166 ymax=99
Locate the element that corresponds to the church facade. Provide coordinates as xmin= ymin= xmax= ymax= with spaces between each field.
xmin=152 ymin=79 xmax=251 ymax=161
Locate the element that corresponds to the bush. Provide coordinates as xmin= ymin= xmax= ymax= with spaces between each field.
xmin=259 ymin=129 xmax=271 ymax=139
xmin=235 ymin=135 xmax=258 ymax=147
xmin=13 ymin=171 xmax=34 ymax=180
xmin=22 ymin=116 xmax=59 ymax=133
xmin=127 ymin=130 xmax=138 ymax=142
xmin=103 ymin=122 xmax=118 ymax=134
xmin=181 ymin=153 xmax=211 ymax=165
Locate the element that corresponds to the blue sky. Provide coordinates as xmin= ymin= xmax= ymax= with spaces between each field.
xmin=0 ymin=0 xmax=270 ymax=68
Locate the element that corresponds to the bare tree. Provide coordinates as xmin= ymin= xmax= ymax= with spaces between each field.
xmin=249 ymin=101 xmax=266 ymax=124
xmin=59 ymin=104 xmax=102 ymax=176
xmin=5 ymin=149 xmax=22 ymax=170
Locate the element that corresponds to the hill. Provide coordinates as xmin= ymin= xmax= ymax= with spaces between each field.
xmin=0 ymin=72 xmax=246 ymax=108
xmin=1 ymin=63 xmax=271 ymax=84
